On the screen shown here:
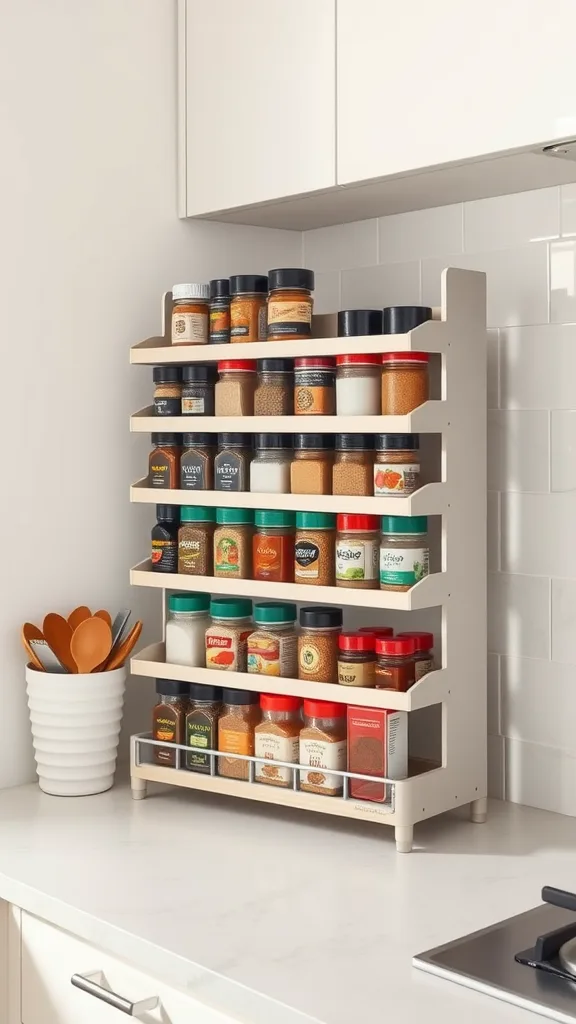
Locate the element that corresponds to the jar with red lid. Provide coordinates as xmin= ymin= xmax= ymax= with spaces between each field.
xmin=254 ymin=693 xmax=302 ymax=788
xmin=215 ymin=360 xmax=256 ymax=416
xmin=381 ymin=352 xmax=429 ymax=414
xmin=294 ymin=356 xmax=335 ymax=415
xmin=299 ymin=699 xmax=347 ymax=796
xmin=338 ymin=632 xmax=376 ymax=688
xmin=335 ymin=514 xmax=379 ymax=589
xmin=335 ymin=354 xmax=381 ymax=415
xmin=357 ymin=626 xmax=394 ymax=639
xmin=397 ymin=630 xmax=434 ymax=680
xmin=375 ymin=637 xmax=416 ymax=691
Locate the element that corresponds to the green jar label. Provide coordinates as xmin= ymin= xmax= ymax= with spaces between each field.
xmin=379 ymin=546 xmax=429 ymax=586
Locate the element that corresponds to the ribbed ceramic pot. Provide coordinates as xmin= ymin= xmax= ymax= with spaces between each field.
xmin=26 ymin=665 xmax=126 ymax=796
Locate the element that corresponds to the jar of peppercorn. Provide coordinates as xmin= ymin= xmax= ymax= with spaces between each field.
xmin=374 ymin=636 xmax=416 ymax=692
xmin=332 ymin=434 xmax=375 ymax=497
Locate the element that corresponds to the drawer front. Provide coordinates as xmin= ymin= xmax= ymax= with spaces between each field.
xmin=21 ymin=911 xmax=235 ymax=1024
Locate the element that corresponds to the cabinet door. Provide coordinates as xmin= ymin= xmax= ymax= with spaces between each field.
xmin=337 ymin=0 xmax=576 ymax=185
xmin=183 ymin=0 xmax=336 ymax=215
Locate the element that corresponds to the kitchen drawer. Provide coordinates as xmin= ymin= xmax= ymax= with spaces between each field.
xmin=21 ymin=910 xmax=236 ymax=1024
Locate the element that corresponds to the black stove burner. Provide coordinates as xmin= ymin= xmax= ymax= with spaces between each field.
xmin=516 ymin=886 xmax=576 ymax=984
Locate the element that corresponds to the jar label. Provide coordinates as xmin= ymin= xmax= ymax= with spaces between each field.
xmin=247 ymin=631 xmax=297 ymax=678
xmin=205 ymin=629 xmax=251 ymax=671
xmin=215 ymin=535 xmax=240 ymax=575
xmin=335 ymin=539 xmax=379 ymax=582
xmin=299 ymin=737 xmax=346 ymax=793
xmin=294 ymin=539 xmax=320 ymax=579
xmin=186 ymin=717 xmax=214 ymax=772
xmin=253 ymin=535 xmax=292 ymax=582
xmin=415 ymin=656 xmax=434 ymax=681
xmin=218 ymin=728 xmax=254 ymax=756
xmin=172 ymin=311 xmax=208 ymax=345
xmin=181 ymin=395 xmax=205 ymax=414
xmin=337 ymin=659 xmax=375 ymax=687
xmin=151 ymin=537 xmax=177 ymax=573
xmin=209 ymin=303 xmax=230 ymax=343
xmin=299 ymin=641 xmax=320 ymax=676
xmin=267 ymin=299 xmax=312 ymax=338
xmin=178 ymin=535 xmax=204 ymax=574
xmin=230 ymin=299 xmax=266 ymax=341
xmin=149 ymin=456 xmax=172 ymax=488
xmin=374 ymin=463 xmax=420 ymax=496
xmin=181 ymin=453 xmax=208 ymax=490
xmin=379 ymin=546 xmax=429 ymax=587
xmin=374 ymin=663 xmax=413 ymax=691
xmin=255 ymin=732 xmax=299 ymax=785
xmin=215 ymin=453 xmax=244 ymax=491
xmin=154 ymin=396 xmax=181 ymax=416
xmin=294 ymin=370 xmax=334 ymax=415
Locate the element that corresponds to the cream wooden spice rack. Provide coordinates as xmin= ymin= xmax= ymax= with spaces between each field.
xmin=129 ymin=267 xmax=488 ymax=853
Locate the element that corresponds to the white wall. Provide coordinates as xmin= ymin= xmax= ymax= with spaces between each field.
xmin=0 ymin=0 xmax=300 ymax=788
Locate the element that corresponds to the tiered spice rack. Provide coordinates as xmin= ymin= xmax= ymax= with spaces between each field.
xmin=129 ymin=267 xmax=487 ymax=853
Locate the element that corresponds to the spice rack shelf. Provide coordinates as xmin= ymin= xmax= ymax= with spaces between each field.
xmin=129 ymin=267 xmax=488 ymax=853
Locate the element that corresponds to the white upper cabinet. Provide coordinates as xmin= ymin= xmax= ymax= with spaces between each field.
xmin=181 ymin=0 xmax=336 ymax=216
xmin=337 ymin=0 xmax=576 ymax=185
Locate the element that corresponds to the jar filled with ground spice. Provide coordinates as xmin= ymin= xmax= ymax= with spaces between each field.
xmin=332 ymin=434 xmax=374 ymax=497
xmin=152 ymin=679 xmax=189 ymax=766
xmin=205 ymin=597 xmax=253 ymax=672
xmin=171 ymin=283 xmax=210 ymax=345
xmin=299 ymin=699 xmax=347 ymax=796
xmin=181 ymin=365 xmax=215 ymax=416
xmin=294 ymin=511 xmax=335 ymax=587
xmin=267 ymin=268 xmax=314 ymax=341
xmin=298 ymin=606 xmax=342 ymax=684
xmin=218 ymin=688 xmax=261 ymax=780
xmin=215 ymin=360 xmax=257 ymax=416
xmin=290 ymin=434 xmax=334 ymax=495
xmin=336 ymin=514 xmax=379 ymax=589
xmin=397 ymin=630 xmax=434 ymax=680
xmin=153 ymin=366 xmax=182 ymax=416
xmin=381 ymin=352 xmax=429 ymax=415
xmin=250 ymin=433 xmax=293 ymax=494
xmin=165 ymin=592 xmax=211 ymax=667
xmin=209 ymin=278 xmax=230 ymax=344
xmin=149 ymin=433 xmax=181 ymax=489
xmin=253 ymin=509 xmax=295 ymax=583
xmin=254 ymin=359 xmax=293 ymax=416
xmin=335 ymin=355 xmax=381 ymax=416
xmin=214 ymin=433 xmax=252 ymax=492
xmin=294 ymin=357 xmax=335 ymax=415
xmin=375 ymin=636 xmax=416 ymax=691
xmin=213 ymin=507 xmax=253 ymax=579
xmin=180 ymin=433 xmax=216 ymax=491
xmin=230 ymin=275 xmax=268 ymax=343
xmin=337 ymin=309 xmax=383 ymax=338
xmin=338 ymin=632 xmax=376 ymax=688
xmin=185 ymin=682 xmax=222 ymax=773
xmin=374 ymin=434 xmax=420 ymax=497
xmin=380 ymin=515 xmax=429 ymax=591
xmin=247 ymin=602 xmax=298 ymax=679
xmin=255 ymin=694 xmax=301 ymax=787
xmin=178 ymin=505 xmax=216 ymax=576
xmin=151 ymin=504 xmax=179 ymax=573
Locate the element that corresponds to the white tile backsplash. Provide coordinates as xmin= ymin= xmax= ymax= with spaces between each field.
xmin=551 ymin=577 xmax=576 ymax=664
xmin=341 ymin=261 xmax=420 ymax=309
xmin=378 ymin=203 xmax=463 ymax=264
xmin=313 ymin=269 xmax=341 ymax=314
xmin=551 ymin=411 xmax=576 ymax=491
xmin=500 ymin=324 xmax=576 ymax=410
xmin=550 ymin=239 xmax=576 ymax=323
xmin=304 ymin=219 xmax=377 ymax=273
xmin=561 ymin=183 xmax=576 ymax=238
xmin=488 ymin=573 xmax=550 ymax=660
xmin=488 ymin=410 xmax=549 ymax=492
xmin=464 ymin=187 xmax=559 ymax=252
xmin=502 ymin=492 xmax=576 ymax=577
xmin=502 ymin=655 xmax=576 ymax=755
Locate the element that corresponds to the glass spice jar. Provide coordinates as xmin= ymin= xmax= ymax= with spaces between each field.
xmin=267 ymin=268 xmax=314 ymax=341
xmin=294 ymin=357 xmax=335 ymax=415
xmin=255 ymin=694 xmax=301 ymax=788
xmin=185 ymin=682 xmax=222 ymax=773
xmin=332 ymin=434 xmax=375 ymax=496
xmin=381 ymin=353 xmax=429 ymax=414
xmin=165 ymin=592 xmax=211 ymax=667
xmin=149 ymin=433 xmax=181 ymax=489
xmin=214 ymin=433 xmax=253 ymax=492
xmin=177 ymin=505 xmax=216 ymax=576
xmin=215 ymin=359 xmax=257 ymax=416
xmin=338 ymin=632 xmax=376 ymax=688
xmin=171 ymin=283 xmax=210 ymax=345
xmin=250 ymin=433 xmax=293 ymax=494
xmin=151 ymin=504 xmax=179 ymax=573
xmin=230 ymin=275 xmax=268 ymax=343
xmin=290 ymin=433 xmax=335 ymax=495
xmin=253 ymin=509 xmax=295 ymax=583
xmin=218 ymin=688 xmax=261 ymax=780
xmin=374 ymin=636 xmax=416 ymax=692
xmin=294 ymin=511 xmax=336 ymax=587
xmin=209 ymin=278 xmax=231 ymax=344
xmin=299 ymin=699 xmax=347 ymax=796
xmin=335 ymin=513 xmax=379 ymax=590
xmin=298 ymin=606 xmax=342 ymax=684
xmin=153 ymin=365 xmax=182 ymax=416
xmin=205 ymin=597 xmax=253 ymax=672
xmin=247 ymin=602 xmax=298 ymax=679
xmin=181 ymin=365 xmax=215 ymax=416
xmin=379 ymin=515 xmax=430 ymax=592
xmin=213 ymin=507 xmax=254 ymax=579
xmin=254 ymin=358 xmax=293 ymax=416
xmin=397 ymin=631 xmax=434 ymax=681
xmin=335 ymin=354 xmax=381 ymax=416
xmin=152 ymin=679 xmax=189 ymax=766
xmin=374 ymin=434 xmax=420 ymax=497
xmin=180 ymin=432 xmax=216 ymax=491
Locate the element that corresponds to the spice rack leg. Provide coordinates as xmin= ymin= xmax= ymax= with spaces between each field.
xmin=469 ymin=796 xmax=488 ymax=824
xmin=395 ymin=825 xmax=413 ymax=853
xmin=131 ymin=776 xmax=148 ymax=801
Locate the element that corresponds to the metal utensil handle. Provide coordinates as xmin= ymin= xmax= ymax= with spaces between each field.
xmin=71 ymin=971 xmax=159 ymax=1016
xmin=542 ymin=886 xmax=576 ymax=913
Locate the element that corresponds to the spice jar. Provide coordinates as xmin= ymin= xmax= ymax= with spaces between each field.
xmin=214 ymin=433 xmax=252 ymax=492
xmin=267 ymin=268 xmax=314 ymax=341
xmin=397 ymin=630 xmax=434 ymax=680
xmin=213 ymin=507 xmax=254 ymax=579
xmin=380 ymin=515 xmax=429 ymax=591
xmin=298 ymin=606 xmax=342 ymax=684
xmin=177 ymin=505 xmax=216 ymax=576
xmin=375 ymin=636 xmax=416 ymax=691
xmin=357 ymin=626 xmax=394 ymax=639
xmin=218 ymin=688 xmax=261 ymax=780
xmin=209 ymin=278 xmax=231 ymax=344
xmin=181 ymin=365 xmax=215 ymax=416
xmin=153 ymin=366 xmax=182 ymax=416
xmin=290 ymin=433 xmax=334 ymax=495
xmin=255 ymin=694 xmax=301 ymax=787
xmin=294 ymin=357 xmax=335 ymax=415
xmin=253 ymin=509 xmax=295 ymax=583
xmin=185 ymin=682 xmax=222 ymax=773
xmin=337 ymin=309 xmax=383 ymax=337
xmin=299 ymin=699 xmax=347 ymax=796
xmin=338 ymin=632 xmax=376 ymax=688
xmin=254 ymin=358 xmax=293 ymax=416
xmin=250 ymin=433 xmax=293 ymax=494
xmin=171 ymin=283 xmax=210 ymax=345
xmin=335 ymin=514 xmax=379 ymax=589
xmin=332 ymin=434 xmax=374 ymax=497
xmin=335 ymin=355 xmax=381 ymax=416
xmin=152 ymin=679 xmax=189 ymax=766
xmin=205 ymin=597 xmax=253 ymax=672
xmin=215 ymin=360 xmax=257 ymax=416
xmin=165 ymin=592 xmax=211 ymax=667
xmin=149 ymin=433 xmax=181 ymax=489
xmin=230 ymin=275 xmax=268 ymax=343
xmin=381 ymin=352 xmax=429 ymax=415
xmin=294 ymin=511 xmax=335 ymax=587
xmin=180 ymin=432 xmax=215 ymax=490
xmin=151 ymin=504 xmax=179 ymax=573
xmin=374 ymin=434 xmax=420 ymax=497
xmin=247 ymin=602 xmax=298 ymax=678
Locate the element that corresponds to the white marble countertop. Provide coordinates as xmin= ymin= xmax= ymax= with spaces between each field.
xmin=1 ymin=782 xmax=576 ymax=1024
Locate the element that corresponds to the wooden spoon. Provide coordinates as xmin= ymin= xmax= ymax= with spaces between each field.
xmin=70 ymin=617 xmax=112 ymax=674
xmin=22 ymin=623 xmax=45 ymax=670
xmin=94 ymin=609 xmax=112 ymax=628
xmin=103 ymin=621 xmax=142 ymax=671
xmin=68 ymin=605 xmax=91 ymax=631
xmin=43 ymin=613 xmax=76 ymax=673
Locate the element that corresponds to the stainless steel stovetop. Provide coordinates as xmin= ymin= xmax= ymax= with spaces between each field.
xmin=414 ymin=888 xmax=576 ymax=1023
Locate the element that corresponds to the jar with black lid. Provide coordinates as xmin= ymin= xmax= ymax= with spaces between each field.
xmin=254 ymin=358 xmax=293 ymax=416
xmin=181 ymin=365 xmax=215 ymax=416
xmin=374 ymin=434 xmax=420 ymax=497
xmin=151 ymin=504 xmax=179 ymax=573
xmin=290 ymin=433 xmax=335 ymax=495
xmin=209 ymin=279 xmax=230 ymax=344
xmin=153 ymin=365 xmax=182 ymax=416
xmin=332 ymin=434 xmax=375 ymax=496
xmin=337 ymin=309 xmax=383 ymax=337
xmin=230 ymin=275 xmax=268 ymax=343
xmin=180 ymin=433 xmax=216 ymax=490
xmin=214 ymin=432 xmax=253 ymax=492
xmin=149 ymin=433 xmax=181 ymax=488
xmin=267 ymin=268 xmax=315 ymax=340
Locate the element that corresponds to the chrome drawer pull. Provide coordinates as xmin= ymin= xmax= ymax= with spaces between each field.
xmin=71 ymin=970 xmax=159 ymax=1017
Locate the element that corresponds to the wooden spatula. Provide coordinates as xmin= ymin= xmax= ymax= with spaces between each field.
xmin=70 ymin=617 xmax=112 ymax=674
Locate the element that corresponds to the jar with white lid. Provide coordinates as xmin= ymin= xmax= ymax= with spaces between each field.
xmin=335 ymin=354 xmax=381 ymax=415
xmin=171 ymin=283 xmax=210 ymax=346
xmin=250 ymin=433 xmax=293 ymax=494
xmin=165 ymin=592 xmax=211 ymax=667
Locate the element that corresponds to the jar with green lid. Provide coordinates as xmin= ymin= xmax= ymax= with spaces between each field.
xmin=247 ymin=602 xmax=298 ymax=678
xmin=294 ymin=512 xmax=336 ymax=587
xmin=185 ymin=682 xmax=222 ymax=773
xmin=379 ymin=516 xmax=429 ymax=592
xmin=177 ymin=506 xmax=216 ymax=576
xmin=165 ymin=592 xmax=211 ymax=667
xmin=253 ymin=509 xmax=295 ymax=583
xmin=205 ymin=597 xmax=253 ymax=672
xmin=213 ymin=507 xmax=254 ymax=579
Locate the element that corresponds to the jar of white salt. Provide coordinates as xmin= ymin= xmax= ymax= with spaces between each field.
xmin=165 ymin=592 xmax=211 ymax=667
xmin=250 ymin=433 xmax=293 ymax=494
xmin=335 ymin=354 xmax=381 ymax=415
